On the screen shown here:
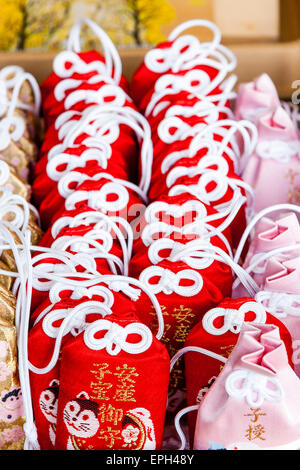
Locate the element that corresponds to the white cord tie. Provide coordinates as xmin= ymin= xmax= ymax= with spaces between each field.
xmin=139 ymin=266 xmax=203 ymax=296
xmin=108 ymin=280 xmax=141 ymax=301
xmin=65 ymin=183 xmax=129 ymax=212
xmin=256 ymin=140 xmax=300 ymax=163
xmin=256 ymin=291 xmax=300 ymax=318
xmin=83 ymin=320 xmax=152 ymax=355
xmin=225 ymin=369 xmax=283 ymax=408
xmin=202 ymin=301 xmax=267 ymax=335
xmin=42 ymin=301 xmax=112 ymax=338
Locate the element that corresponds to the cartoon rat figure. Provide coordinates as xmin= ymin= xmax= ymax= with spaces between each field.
xmin=39 ymin=379 xmax=59 ymax=446
xmin=0 ymin=387 xmax=24 ymax=423
xmin=121 ymin=408 xmax=156 ymax=450
xmin=63 ymin=392 xmax=100 ymax=450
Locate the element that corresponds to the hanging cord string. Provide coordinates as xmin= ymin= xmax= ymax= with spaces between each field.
xmin=170 ymin=345 xmax=226 ymax=450
xmin=0 ymin=221 xmax=40 ymax=449
xmin=234 ymin=203 xmax=300 ymax=265
xmin=51 ymin=210 xmax=134 ymax=276
xmin=50 ymin=104 xmax=153 ymax=195
xmin=66 ymin=18 xmax=122 ymax=84
xmin=232 ymin=243 xmax=300 ymax=292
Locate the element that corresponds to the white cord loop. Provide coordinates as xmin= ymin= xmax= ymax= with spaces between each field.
xmin=84 ymin=320 xmax=153 ymax=355
xmin=225 ymin=369 xmax=283 ymax=408
xmin=202 ymin=301 xmax=267 ymax=335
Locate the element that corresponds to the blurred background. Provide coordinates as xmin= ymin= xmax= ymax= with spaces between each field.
xmin=0 ymin=0 xmax=300 ymax=52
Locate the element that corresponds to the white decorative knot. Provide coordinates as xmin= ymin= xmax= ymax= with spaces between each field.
xmin=158 ymin=115 xmax=207 ymax=144
xmin=53 ymin=50 xmax=108 ymax=79
xmin=145 ymin=35 xmax=202 ymax=74
xmin=202 ymin=301 xmax=267 ymax=336
xmin=225 ymin=368 xmax=283 ymax=408
xmin=256 ymin=291 xmax=300 ymax=318
xmin=142 ymin=220 xmax=207 ymax=247
xmin=47 ymin=145 xmax=111 ymax=182
xmin=84 ymin=320 xmax=152 ymax=355
xmin=165 ymin=100 xmax=221 ymax=123
xmin=32 ymin=255 xmax=97 ymax=292
xmin=139 ymin=266 xmax=203 ymax=297
xmin=169 ymin=171 xmax=230 ymax=204
xmin=145 ymin=200 xmax=207 ymax=224
xmin=256 ymin=140 xmax=300 ymax=163
xmin=42 ymin=301 xmax=112 ymax=338
xmin=166 ymin=154 xmax=229 ymax=189
xmin=108 ymin=280 xmax=141 ymax=301
xmin=49 ymin=283 xmax=114 ymax=308
xmin=65 ymin=183 xmax=129 ymax=213
xmin=64 ymin=84 xmax=126 ymax=109
xmin=148 ymin=238 xmax=214 ymax=270
xmin=51 ymin=230 xmax=113 ymax=255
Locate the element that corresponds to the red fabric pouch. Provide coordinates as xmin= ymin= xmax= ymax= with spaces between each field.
xmin=29 ymin=294 xmax=114 ymax=449
xmin=53 ymin=308 xmax=170 ymax=450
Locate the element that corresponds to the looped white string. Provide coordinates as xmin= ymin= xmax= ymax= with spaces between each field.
xmin=42 ymin=301 xmax=112 ymax=338
xmin=140 ymin=241 xmax=258 ymax=297
xmin=50 ymin=105 xmax=153 ymax=194
xmin=0 ymin=69 xmax=41 ymax=151
xmin=0 ymin=68 xmax=40 ymax=117
xmin=166 ymin=154 xmax=229 ymax=187
xmin=108 ymin=280 xmax=141 ymax=301
xmin=26 ymin=259 xmax=165 ymax=341
xmin=51 ymin=232 xmax=123 ymax=275
xmin=225 ymin=369 xmax=283 ymax=408
xmin=202 ymin=301 xmax=267 ymax=335
xmin=145 ymin=199 xmax=207 ymax=224
xmin=139 ymin=266 xmax=203 ymax=297
xmin=64 ymin=84 xmax=128 ymax=110
xmin=145 ymin=19 xmax=235 ymax=90
xmin=3 ymin=217 xmax=40 ymax=449
xmin=148 ymin=238 xmax=215 ymax=270
xmin=66 ymin=18 xmax=122 ymax=83
xmin=64 ymin=182 xmax=130 ymax=213
xmin=234 ymin=203 xmax=300 ymax=265
xmin=255 ymin=290 xmax=300 ymax=318
xmin=49 ymin=283 xmax=114 ymax=307
xmin=84 ymin=320 xmax=152 ymax=355
xmin=51 ymin=210 xmax=133 ymax=276
xmin=170 ymin=343 xmax=227 ymax=450
xmin=256 ymin=140 xmax=300 ymax=163
xmin=174 ymin=405 xmax=199 ymax=451
xmin=142 ymin=198 xmax=235 ymax=255
xmin=0 ymin=188 xmax=31 ymax=234
xmin=0 ymin=115 xmax=25 ymax=151
xmin=47 ymin=145 xmax=112 ymax=181
xmin=233 ymin=242 xmax=300 ymax=292
xmin=29 ymin=301 xmax=112 ymax=375
xmin=159 ymin=119 xmax=257 ymax=177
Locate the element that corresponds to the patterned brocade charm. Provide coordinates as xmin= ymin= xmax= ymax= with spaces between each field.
xmin=0 ymin=299 xmax=25 ymax=449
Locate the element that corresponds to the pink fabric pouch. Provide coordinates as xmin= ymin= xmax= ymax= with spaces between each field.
xmin=193 ymin=323 xmax=300 ymax=450
xmin=242 ymin=107 xmax=300 ymax=213
xmin=256 ymin=256 xmax=300 ymax=378
xmin=233 ymin=212 xmax=300 ymax=298
xmin=235 ymin=73 xmax=280 ymax=123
